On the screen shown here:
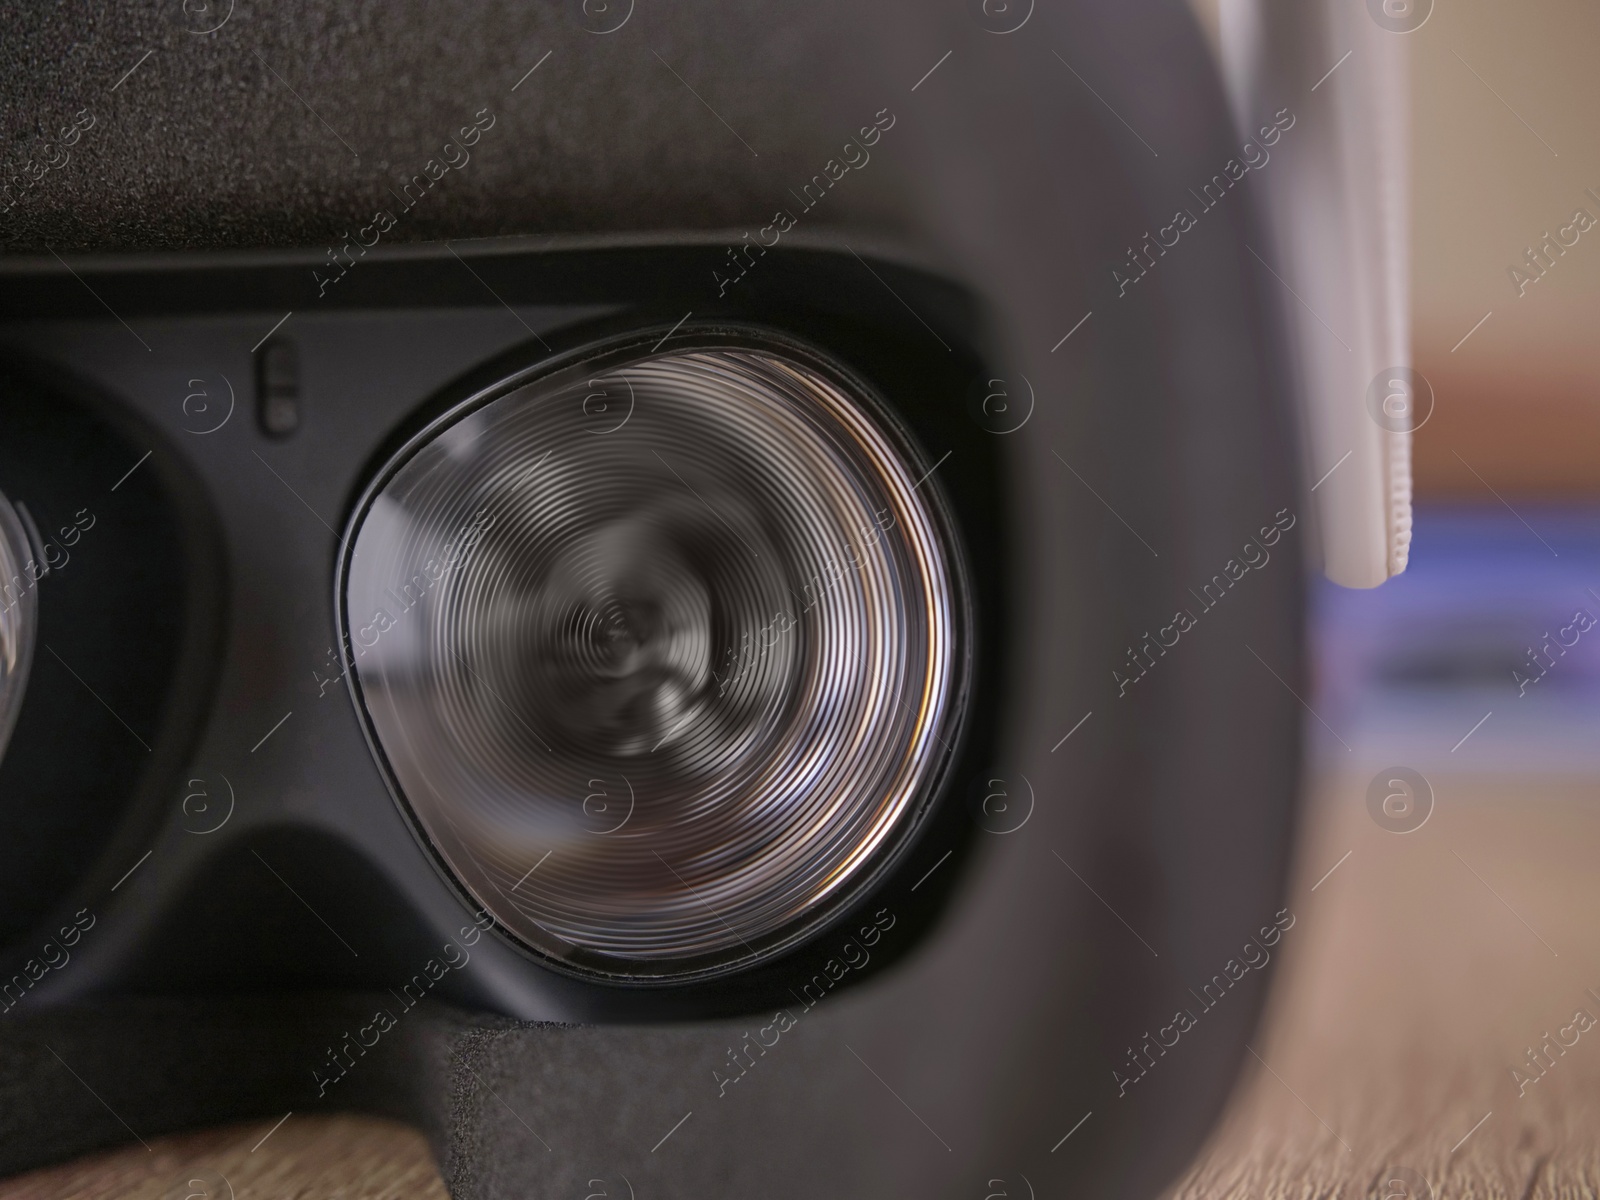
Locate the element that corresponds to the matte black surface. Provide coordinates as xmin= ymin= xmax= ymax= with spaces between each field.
xmin=0 ymin=1 xmax=1304 ymax=1196
xmin=0 ymin=244 xmax=1006 ymax=1025
xmin=0 ymin=364 xmax=224 ymax=950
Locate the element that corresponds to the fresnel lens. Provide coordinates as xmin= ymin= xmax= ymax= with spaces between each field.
xmin=0 ymin=490 xmax=38 ymax=766
xmin=341 ymin=341 xmax=966 ymax=979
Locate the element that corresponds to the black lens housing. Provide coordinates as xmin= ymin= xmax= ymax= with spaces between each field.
xmin=0 ymin=237 xmax=1008 ymax=1021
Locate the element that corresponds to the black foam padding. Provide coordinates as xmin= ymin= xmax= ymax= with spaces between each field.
xmin=0 ymin=996 xmax=472 ymax=1175
xmin=0 ymin=2 xmax=907 ymax=254
xmin=1 ymin=2 xmax=1304 ymax=1197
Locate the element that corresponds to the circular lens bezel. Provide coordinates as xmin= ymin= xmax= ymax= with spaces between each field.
xmin=335 ymin=322 xmax=976 ymax=985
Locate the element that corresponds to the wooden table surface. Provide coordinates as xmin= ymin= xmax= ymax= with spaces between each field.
xmin=1170 ymin=771 xmax=1600 ymax=1200
xmin=5 ymin=771 xmax=1597 ymax=1199
xmin=0 ymin=1110 xmax=449 ymax=1200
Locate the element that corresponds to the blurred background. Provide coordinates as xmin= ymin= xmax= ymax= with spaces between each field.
xmin=1175 ymin=2 xmax=1600 ymax=1194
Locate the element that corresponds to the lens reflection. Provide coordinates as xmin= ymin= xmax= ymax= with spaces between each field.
xmin=342 ymin=345 xmax=963 ymax=976
xmin=0 ymin=491 xmax=38 ymax=765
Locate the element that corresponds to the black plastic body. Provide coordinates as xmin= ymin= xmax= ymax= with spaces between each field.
xmin=0 ymin=3 xmax=1306 ymax=1196
xmin=0 ymin=238 xmax=1006 ymax=1023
